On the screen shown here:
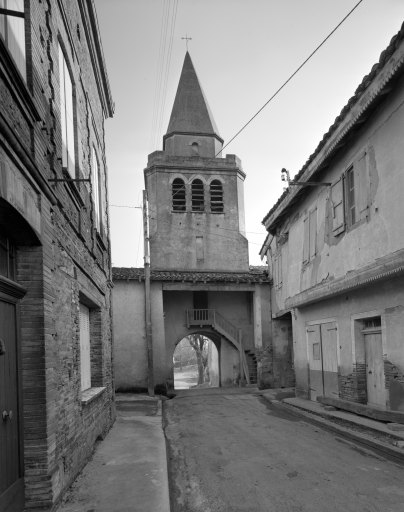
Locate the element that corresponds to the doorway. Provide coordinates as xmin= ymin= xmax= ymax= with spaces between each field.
xmin=307 ymin=322 xmax=339 ymax=401
xmin=362 ymin=317 xmax=385 ymax=408
xmin=0 ymin=235 xmax=25 ymax=512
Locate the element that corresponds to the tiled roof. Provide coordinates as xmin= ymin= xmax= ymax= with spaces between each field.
xmin=262 ymin=21 xmax=404 ymax=228
xmin=112 ymin=266 xmax=270 ymax=284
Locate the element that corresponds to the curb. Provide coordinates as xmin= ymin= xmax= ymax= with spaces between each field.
xmin=259 ymin=393 xmax=404 ymax=466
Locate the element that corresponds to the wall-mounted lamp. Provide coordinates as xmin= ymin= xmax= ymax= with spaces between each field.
xmin=281 ymin=168 xmax=331 ymax=188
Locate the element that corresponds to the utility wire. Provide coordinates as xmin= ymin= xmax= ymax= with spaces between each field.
xmin=215 ymin=0 xmax=365 ymax=157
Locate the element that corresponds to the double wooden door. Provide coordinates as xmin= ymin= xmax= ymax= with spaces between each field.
xmin=0 ymin=296 xmax=24 ymax=512
xmin=307 ymin=322 xmax=339 ymax=401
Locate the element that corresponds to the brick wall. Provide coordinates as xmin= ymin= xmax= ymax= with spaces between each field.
xmin=0 ymin=0 xmax=114 ymax=509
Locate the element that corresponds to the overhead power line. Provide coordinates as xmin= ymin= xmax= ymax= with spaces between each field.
xmin=216 ymin=0 xmax=365 ymax=157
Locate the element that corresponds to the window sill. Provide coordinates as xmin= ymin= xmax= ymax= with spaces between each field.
xmin=81 ymin=386 xmax=106 ymax=406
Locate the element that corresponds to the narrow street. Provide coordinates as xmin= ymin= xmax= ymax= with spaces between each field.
xmin=164 ymin=389 xmax=404 ymax=512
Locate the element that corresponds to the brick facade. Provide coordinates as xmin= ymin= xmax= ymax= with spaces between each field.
xmin=0 ymin=1 xmax=114 ymax=510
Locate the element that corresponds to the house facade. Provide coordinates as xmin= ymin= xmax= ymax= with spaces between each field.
xmin=112 ymin=53 xmax=292 ymax=392
xmin=261 ymin=22 xmax=404 ymax=411
xmin=0 ymin=1 xmax=114 ymax=510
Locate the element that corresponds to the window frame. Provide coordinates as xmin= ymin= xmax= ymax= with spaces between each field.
xmin=210 ymin=179 xmax=224 ymax=213
xmin=303 ymin=207 xmax=317 ymax=264
xmin=191 ymin=178 xmax=205 ymax=212
xmin=79 ymin=302 xmax=91 ymax=392
xmin=0 ymin=0 xmax=26 ymax=81
xmin=58 ymin=44 xmax=76 ymax=178
xmin=172 ymin=177 xmax=186 ymax=212
xmin=92 ymin=145 xmax=103 ymax=233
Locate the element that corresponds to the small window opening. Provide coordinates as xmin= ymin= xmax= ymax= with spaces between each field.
xmin=363 ymin=317 xmax=381 ymax=330
xmin=191 ymin=179 xmax=204 ymax=212
xmin=172 ymin=178 xmax=186 ymax=212
xmin=191 ymin=142 xmax=199 ymax=155
xmin=0 ymin=233 xmax=16 ymax=281
xmin=210 ymin=180 xmax=223 ymax=213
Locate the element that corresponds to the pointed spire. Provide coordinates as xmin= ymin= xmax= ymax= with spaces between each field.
xmin=164 ymin=52 xmax=223 ymax=147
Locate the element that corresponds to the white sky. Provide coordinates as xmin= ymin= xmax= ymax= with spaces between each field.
xmin=95 ymin=0 xmax=404 ymax=267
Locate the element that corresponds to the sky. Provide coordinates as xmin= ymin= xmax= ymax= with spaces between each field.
xmin=95 ymin=0 xmax=404 ymax=268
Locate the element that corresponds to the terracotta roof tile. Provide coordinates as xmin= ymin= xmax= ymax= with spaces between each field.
xmin=112 ymin=266 xmax=270 ymax=284
xmin=262 ymin=21 xmax=404 ymax=227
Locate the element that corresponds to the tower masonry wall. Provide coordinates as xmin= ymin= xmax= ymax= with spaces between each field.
xmin=145 ymin=153 xmax=249 ymax=272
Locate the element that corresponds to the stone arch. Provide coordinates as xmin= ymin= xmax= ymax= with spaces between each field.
xmin=170 ymin=329 xmax=221 ymax=390
xmin=0 ymin=198 xmax=41 ymax=245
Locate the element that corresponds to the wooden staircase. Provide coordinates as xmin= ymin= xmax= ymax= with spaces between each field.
xmin=186 ymin=309 xmax=252 ymax=385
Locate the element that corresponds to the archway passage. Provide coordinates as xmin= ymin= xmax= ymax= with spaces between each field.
xmin=173 ymin=334 xmax=219 ymax=390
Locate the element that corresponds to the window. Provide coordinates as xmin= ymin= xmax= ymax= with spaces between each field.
xmin=210 ymin=180 xmax=223 ymax=213
xmin=303 ymin=208 xmax=317 ymax=263
xmin=196 ymin=236 xmax=204 ymax=261
xmin=79 ymin=303 xmax=91 ymax=391
xmin=273 ymin=251 xmax=282 ymax=289
xmin=346 ymin=166 xmax=355 ymax=225
xmin=172 ymin=178 xmax=186 ymax=211
xmin=59 ymin=46 xmax=75 ymax=177
xmin=331 ymin=152 xmax=368 ymax=234
xmin=191 ymin=179 xmax=204 ymax=212
xmin=92 ymin=147 xmax=103 ymax=232
xmin=0 ymin=233 xmax=15 ymax=280
xmin=0 ymin=0 xmax=26 ymax=80
xmin=190 ymin=141 xmax=199 ymax=155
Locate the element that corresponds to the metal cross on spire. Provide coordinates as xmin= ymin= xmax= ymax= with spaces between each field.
xmin=181 ymin=34 xmax=192 ymax=51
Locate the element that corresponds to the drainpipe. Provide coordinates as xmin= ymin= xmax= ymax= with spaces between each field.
xmin=143 ymin=190 xmax=154 ymax=396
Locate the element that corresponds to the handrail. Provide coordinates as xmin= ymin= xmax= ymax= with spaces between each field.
xmin=186 ymin=309 xmax=250 ymax=384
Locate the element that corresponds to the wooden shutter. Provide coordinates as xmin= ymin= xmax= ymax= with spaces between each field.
xmin=309 ymin=208 xmax=317 ymax=260
xmin=355 ymin=152 xmax=369 ymax=221
xmin=330 ymin=177 xmax=345 ymax=235
xmin=277 ymin=251 xmax=282 ymax=288
xmin=79 ymin=303 xmax=91 ymax=391
xmin=303 ymin=216 xmax=309 ymax=263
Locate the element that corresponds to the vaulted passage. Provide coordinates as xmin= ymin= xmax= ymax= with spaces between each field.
xmin=173 ymin=334 xmax=219 ymax=390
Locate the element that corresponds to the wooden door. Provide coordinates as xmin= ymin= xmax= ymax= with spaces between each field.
xmin=364 ymin=329 xmax=385 ymax=408
xmin=308 ymin=325 xmax=323 ymax=401
xmin=0 ymin=298 xmax=24 ymax=512
xmin=320 ymin=322 xmax=339 ymax=398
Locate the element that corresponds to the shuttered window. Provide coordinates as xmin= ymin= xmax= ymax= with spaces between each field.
xmin=191 ymin=179 xmax=204 ymax=212
xmin=303 ymin=216 xmax=309 ymax=263
xmin=79 ymin=303 xmax=91 ymax=391
xmin=331 ymin=177 xmax=345 ymax=235
xmin=355 ymin=152 xmax=369 ymax=221
xmin=303 ymin=208 xmax=317 ymax=263
xmin=0 ymin=0 xmax=26 ymax=80
xmin=59 ymin=46 xmax=75 ymax=177
xmin=274 ymin=251 xmax=282 ymax=289
xmin=172 ymin=178 xmax=186 ymax=211
xmin=210 ymin=180 xmax=224 ymax=213
xmin=92 ymin=147 xmax=103 ymax=232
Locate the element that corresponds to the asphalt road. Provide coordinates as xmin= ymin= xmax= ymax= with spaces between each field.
xmin=164 ymin=389 xmax=404 ymax=512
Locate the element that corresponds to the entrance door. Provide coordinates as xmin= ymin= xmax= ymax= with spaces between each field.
xmin=307 ymin=322 xmax=338 ymax=401
xmin=0 ymin=298 xmax=24 ymax=512
xmin=364 ymin=328 xmax=385 ymax=408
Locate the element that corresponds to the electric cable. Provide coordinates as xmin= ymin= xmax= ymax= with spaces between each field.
xmin=215 ymin=0 xmax=365 ymax=157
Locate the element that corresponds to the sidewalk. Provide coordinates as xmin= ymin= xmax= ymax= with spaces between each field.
xmin=56 ymin=394 xmax=170 ymax=512
xmin=259 ymin=388 xmax=404 ymax=464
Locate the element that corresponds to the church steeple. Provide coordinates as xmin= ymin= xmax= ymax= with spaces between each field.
xmin=163 ymin=52 xmax=223 ymax=157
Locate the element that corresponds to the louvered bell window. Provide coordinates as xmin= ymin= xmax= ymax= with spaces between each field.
xmin=210 ymin=180 xmax=223 ymax=213
xmin=172 ymin=178 xmax=186 ymax=212
xmin=191 ymin=179 xmax=204 ymax=212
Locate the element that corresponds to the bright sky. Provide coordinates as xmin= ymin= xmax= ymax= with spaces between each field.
xmin=95 ymin=0 xmax=404 ymax=267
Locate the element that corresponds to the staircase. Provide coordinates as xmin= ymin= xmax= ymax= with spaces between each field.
xmin=186 ymin=309 xmax=253 ymax=385
xmin=245 ymin=350 xmax=258 ymax=385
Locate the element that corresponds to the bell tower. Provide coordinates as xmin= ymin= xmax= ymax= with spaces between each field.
xmin=144 ymin=52 xmax=249 ymax=272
